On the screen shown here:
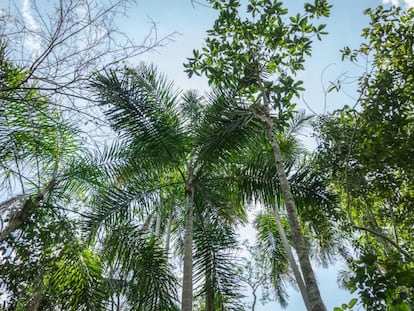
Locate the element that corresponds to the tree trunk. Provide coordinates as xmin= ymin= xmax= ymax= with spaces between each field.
xmin=117 ymin=292 xmax=121 ymax=311
xmin=251 ymin=286 xmax=257 ymax=311
xmin=204 ymin=210 xmax=214 ymax=311
xmin=263 ymin=116 xmax=327 ymax=311
xmin=181 ymin=168 xmax=195 ymax=311
xmin=273 ymin=206 xmax=312 ymax=310
xmin=165 ymin=210 xmax=173 ymax=255
xmin=0 ymin=198 xmax=32 ymax=243
xmin=142 ymin=210 xmax=156 ymax=231
xmin=205 ymin=269 xmax=214 ymax=311
xmin=155 ymin=207 xmax=162 ymax=236
xmin=27 ymin=270 xmax=44 ymax=311
xmin=27 ymin=291 xmax=43 ymax=311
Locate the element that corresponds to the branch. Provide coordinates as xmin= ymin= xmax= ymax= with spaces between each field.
xmin=0 ymin=194 xmax=29 ymax=212
xmin=353 ymin=225 xmax=413 ymax=262
xmin=0 ymin=177 xmax=58 ymax=243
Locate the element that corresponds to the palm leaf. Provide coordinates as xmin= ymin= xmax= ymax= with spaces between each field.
xmin=91 ymin=63 xmax=190 ymax=167
xmin=289 ymin=160 xmax=345 ymax=265
xmin=195 ymin=88 xmax=263 ymax=165
xmin=47 ymin=246 xmax=106 ymax=311
xmin=255 ymin=212 xmax=290 ymax=308
xmin=193 ymin=208 xmax=245 ymax=310
xmin=101 ymin=223 xmax=179 ymax=311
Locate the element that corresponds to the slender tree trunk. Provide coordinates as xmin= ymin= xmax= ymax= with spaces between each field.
xmin=155 ymin=207 xmax=162 ymax=236
xmin=165 ymin=210 xmax=173 ymax=255
xmin=263 ymin=115 xmax=326 ymax=311
xmin=251 ymin=286 xmax=257 ymax=311
xmin=205 ymin=268 xmax=214 ymax=311
xmin=142 ymin=210 xmax=156 ymax=231
xmin=27 ymin=291 xmax=43 ymax=311
xmin=204 ymin=210 xmax=214 ymax=311
xmin=181 ymin=168 xmax=195 ymax=311
xmin=27 ymin=270 xmax=44 ymax=311
xmin=273 ymin=206 xmax=312 ymax=310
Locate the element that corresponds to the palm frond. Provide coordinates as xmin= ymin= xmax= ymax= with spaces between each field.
xmin=285 ymin=110 xmax=313 ymax=137
xmin=180 ymin=89 xmax=206 ymax=132
xmin=289 ymin=160 xmax=344 ymax=265
xmin=76 ymin=137 xmax=184 ymax=241
xmin=91 ymin=63 xmax=189 ymax=167
xmin=48 ymin=246 xmax=106 ymax=311
xmin=234 ymin=146 xmax=281 ymax=207
xmin=0 ymin=199 xmax=107 ymax=310
xmin=197 ymin=171 xmax=247 ymax=225
xmin=195 ymin=88 xmax=263 ymax=164
xmin=193 ymin=208 xmax=245 ymax=310
xmin=83 ymin=185 xmax=160 ymax=240
xmin=101 ymin=223 xmax=179 ymax=311
xmin=254 ymin=212 xmax=290 ymax=308
xmin=0 ymin=98 xmax=79 ymax=196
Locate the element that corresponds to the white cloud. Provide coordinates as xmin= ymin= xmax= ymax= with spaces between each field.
xmin=383 ymin=0 xmax=414 ymax=7
xmin=22 ymin=0 xmax=39 ymax=30
xmin=383 ymin=0 xmax=400 ymax=5
xmin=404 ymin=0 xmax=414 ymax=7
xmin=22 ymin=0 xmax=41 ymax=51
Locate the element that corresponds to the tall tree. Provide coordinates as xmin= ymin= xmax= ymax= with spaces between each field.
xmin=315 ymin=6 xmax=414 ymax=310
xmin=233 ymin=115 xmax=341 ymax=309
xmin=90 ymin=64 xmax=260 ymax=310
xmin=185 ymin=1 xmax=332 ymax=310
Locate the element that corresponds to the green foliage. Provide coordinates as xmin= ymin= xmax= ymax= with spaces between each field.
xmin=92 ymin=64 xmax=189 ymax=165
xmin=194 ymin=88 xmax=263 ymax=164
xmin=254 ymin=212 xmax=290 ymax=307
xmin=334 ymin=298 xmax=358 ymax=311
xmin=343 ymin=252 xmax=414 ymax=310
xmin=227 ymin=121 xmax=340 ymax=307
xmin=193 ymin=210 xmax=244 ymax=310
xmin=102 ymin=224 xmax=179 ymax=310
xmin=0 ymin=42 xmax=28 ymax=91
xmin=0 ymin=43 xmax=112 ymax=310
xmin=0 ymin=203 xmax=106 ymax=310
xmin=46 ymin=246 xmax=106 ymax=310
xmin=316 ymin=6 xmax=414 ymax=310
xmin=0 ymin=44 xmax=78 ymax=196
xmin=185 ymin=0 xmax=331 ymax=125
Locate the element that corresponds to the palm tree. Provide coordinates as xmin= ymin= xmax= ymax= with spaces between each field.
xmin=231 ymin=112 xmax=341 ymax=309
xmin=250 ymin=159 xmax=342 ymax=308
xmin=183 ymin=0 xmax=334 ymax=308
xmin=90 ymin=64 xmax=260 ymax=310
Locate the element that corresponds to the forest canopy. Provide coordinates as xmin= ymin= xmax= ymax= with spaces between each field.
xmin=0 ymin=1 xmax=413 ymax=311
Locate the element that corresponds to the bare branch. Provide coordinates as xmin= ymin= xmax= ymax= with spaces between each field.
xmin=1 ymin=0 xmax=176 ymax=110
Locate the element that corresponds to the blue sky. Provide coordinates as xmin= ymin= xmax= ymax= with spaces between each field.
xmin=119 ymin=1 xmax=410 ymax=310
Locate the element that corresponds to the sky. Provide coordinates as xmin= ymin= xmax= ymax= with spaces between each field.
xmin=10 ymin=0 xmax=413 ymax=310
